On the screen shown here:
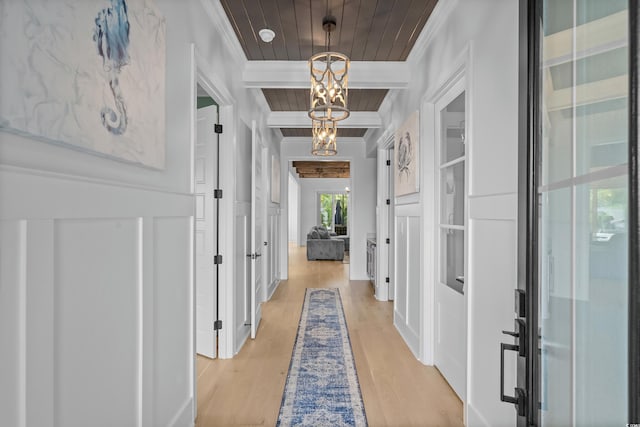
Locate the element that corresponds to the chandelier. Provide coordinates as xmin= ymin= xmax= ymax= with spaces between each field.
xmin=309 ymin=15 xmax=350 ymax=122
xmin=311 ymin=119 xmax=337 ymax=156
xmin=309 ymin=14 xmax=349 ymax=156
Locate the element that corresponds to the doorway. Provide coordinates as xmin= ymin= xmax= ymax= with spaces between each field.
xmin=288 ymin=159 xmax=352 ymax=275
xmin=509 ymin=1 xmax=638 ymax=425
xmin=434 ymin=79 xmax=467 ymax=402
xmin=194 ymin=84 xmax=219 ymax=360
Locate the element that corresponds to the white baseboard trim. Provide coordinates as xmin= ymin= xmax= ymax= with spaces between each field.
xmin=466 ymin=402 xmax=491 ymax=427
xmin=393 ymin=311 xmax=420 ymax=360
xmin=168 ymin=397 xmax=194 ymax=427
xmin=267 ymin=279 xmax=280 ymax=300
xmin=235 ymin=326 xmax=250 ymax=355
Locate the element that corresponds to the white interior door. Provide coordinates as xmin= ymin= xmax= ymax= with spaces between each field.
xmin=195 ymin=104 xmax=218 ymax=359
xmin=388 ymin=148 xmax=395 ymax=300
xmin=434 ymin=84 xmax=467 ymax=400
xmin=250 ymin=121 xmax=264 ymax=339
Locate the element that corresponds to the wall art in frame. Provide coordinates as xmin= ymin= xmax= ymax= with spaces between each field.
xmin=395 ymin=111 xmax=420 ymax=196
xmin=271 ymin=155 xmax=281 ymax=203
xmin=0 ymin=0 xmax=166 ymax=169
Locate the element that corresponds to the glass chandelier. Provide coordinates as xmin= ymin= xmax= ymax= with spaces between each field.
xmin=311 ymin=119 xmax=337 ymax=156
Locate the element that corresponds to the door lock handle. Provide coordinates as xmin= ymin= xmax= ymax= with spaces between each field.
xmin=502 ymin=319 xmax=526 ymax=356
xmin=500 ymin=342 xmax=526 ymax=416
xmin=502 ymin=330 xmax=519 ymax=338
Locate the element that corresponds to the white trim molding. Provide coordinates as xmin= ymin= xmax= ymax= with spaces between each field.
xmin=268 ymin=111 xmax=382 ymax=129
xmin=243 ymin=61 xmax=410 ymax=89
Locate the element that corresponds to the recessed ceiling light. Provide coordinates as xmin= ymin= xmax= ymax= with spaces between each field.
xmin=259 ymin=28 xmax=275 ymax=43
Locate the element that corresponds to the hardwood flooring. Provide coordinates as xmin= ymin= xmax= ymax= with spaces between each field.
xmin=195 ymin=245 xmax=463 ymax=426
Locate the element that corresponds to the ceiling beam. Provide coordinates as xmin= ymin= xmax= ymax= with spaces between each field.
xmin=267 ymin=111 xmax=382 ymax=128
xmin=243 ymin=61 xmax=410 ymax=89
xmin=293 ymin=161 xmax=350 ymax=168
xmin=298 ymin=172 xmax=351 ymax=178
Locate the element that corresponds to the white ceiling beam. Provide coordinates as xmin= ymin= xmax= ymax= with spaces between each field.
xmin=267 ymin=111 xmax=382 ymax=128
xmin=244 ymin=61 xmax=409 ymax=89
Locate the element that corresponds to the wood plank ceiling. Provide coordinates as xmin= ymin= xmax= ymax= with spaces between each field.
xmin=219 ymin=0 xmax=438 ymax=156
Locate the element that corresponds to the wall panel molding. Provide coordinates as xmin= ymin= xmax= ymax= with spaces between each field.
xmin=394 ymin=215 xmax=421 ymax=359
xmin=0 ymin=167 xmax=192 ymax=220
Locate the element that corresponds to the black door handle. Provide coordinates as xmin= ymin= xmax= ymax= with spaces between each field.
xmin=500 ymin=342 xmax=526 ymax=416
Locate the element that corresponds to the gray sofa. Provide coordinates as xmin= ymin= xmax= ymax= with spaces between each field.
xmin=306 ymin=226 xmax=345 ymax=261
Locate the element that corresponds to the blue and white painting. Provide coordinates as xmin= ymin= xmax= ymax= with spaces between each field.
xmin=0 ymin=0 xmax=166 ymax=168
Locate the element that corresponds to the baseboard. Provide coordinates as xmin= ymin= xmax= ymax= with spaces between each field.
xmin=169 ymin=397 xmax=194 ymax=427
xmin=393 ymin=311 xmax=420 ymax=360
xmin=466 ymin=402 xmax=491 ymax=427
xmin=267 ymin=279 xmax=280 ymax=300
xmin=235 ymin=325 xmax=250 ymax=355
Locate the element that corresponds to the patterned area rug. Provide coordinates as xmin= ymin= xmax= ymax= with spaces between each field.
xmin=277 ymin=288 xmax=367 ymax=426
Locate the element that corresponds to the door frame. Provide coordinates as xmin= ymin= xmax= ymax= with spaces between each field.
xmin=517 ymin=1 xmax=540 ymax=425
xmin=376 ymin=134 xmax=394 ymax=302
xmin=189 ymin=43 xmax=238 ymax=418
xmin=517 ymin=1 xmax=640 ymax=424
xmin=283 ymin=155 xmax=355 ymax=280
xmin=629 ymin=0 xmax=639 ymax=420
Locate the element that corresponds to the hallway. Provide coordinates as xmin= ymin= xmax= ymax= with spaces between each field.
xmin=195 ymin=245 xmax=463 ymax=426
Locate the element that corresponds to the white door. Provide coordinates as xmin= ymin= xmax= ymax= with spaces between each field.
xmin=388 ymin=148 xmax=395 ymax=300
xmin=250 ymin=121 xmax=265 ymax=339
xmin=434 ymin=84 xmax=467 ymax=400
xmin=195 ymin=104 xmax=218 ymax=359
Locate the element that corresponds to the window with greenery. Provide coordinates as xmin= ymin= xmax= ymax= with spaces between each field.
xmin=319 ymin=193 xmax=348 ymax=232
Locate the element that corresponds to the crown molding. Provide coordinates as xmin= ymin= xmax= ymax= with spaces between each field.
xmin=407 ymin=0 xmax=459 ymax=65
xmin=199 ymin=0 xmax=247 ymax=65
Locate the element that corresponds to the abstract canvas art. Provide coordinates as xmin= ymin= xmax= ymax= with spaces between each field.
xmin=395 ymin=111 xmax=420 ymax=196
xmin=0 ymin=0 xmax=166 ymax=168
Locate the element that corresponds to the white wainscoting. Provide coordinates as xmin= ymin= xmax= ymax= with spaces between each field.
xmin=266 ymin=207 xmax=281 ymax=299
xmin=466 ymin=193 xmax=518 ymax=427
xmin=393 ymin=205 xmax=422 ymax=358
xmin=0 ymin=166 xmax=193 ymax=427
xmin=234 ymin=201 xmax=251 ymax=354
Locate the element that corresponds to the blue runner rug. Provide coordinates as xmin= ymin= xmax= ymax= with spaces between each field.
xmin=277 ymin=288 xmax=368 ymax=426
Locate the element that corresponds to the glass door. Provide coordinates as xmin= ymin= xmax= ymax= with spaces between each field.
xmin=539 ymin=1 xmax=629 ymax=425
xmin=509 ymin=0 xmax=638 ymax=425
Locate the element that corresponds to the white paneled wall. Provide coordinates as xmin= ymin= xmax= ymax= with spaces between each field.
xmin=368 ymin=1 xmax=519 ymax=425
xmin=0 ymin=168 xmax=193 ymax=427
xmin=393 ymin=207 xmax=422 ymax=357
xmin=267 ymin=206 xmax=281 ymax=298
xmin=467 ymin=196 xmax=518 ymax=426
xmin=234 ymin=201 xmax=251 ymax=354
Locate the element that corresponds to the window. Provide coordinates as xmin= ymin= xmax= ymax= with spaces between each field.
xmin=438 ymin=91 xmax=466 ymax=294
xmin=319 ymin=192 xmax=348 ymax=234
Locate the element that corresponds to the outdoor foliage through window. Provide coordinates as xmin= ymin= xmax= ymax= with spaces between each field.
xmin=320 ymin=193 xmax=348 ymax=230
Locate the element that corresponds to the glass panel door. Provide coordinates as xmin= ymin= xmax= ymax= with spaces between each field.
xmin=439 ymin=91 xmax=466 ymax=294
xmin=538 ymin=1 xmax=629 ymax=425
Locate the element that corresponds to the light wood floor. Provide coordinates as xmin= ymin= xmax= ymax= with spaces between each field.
xmin=195 ymin=244 xmax=463 ymax=426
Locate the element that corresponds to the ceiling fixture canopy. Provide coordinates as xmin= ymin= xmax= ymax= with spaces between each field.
xmin=311 ymin=119 xmax=337 ymax=156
